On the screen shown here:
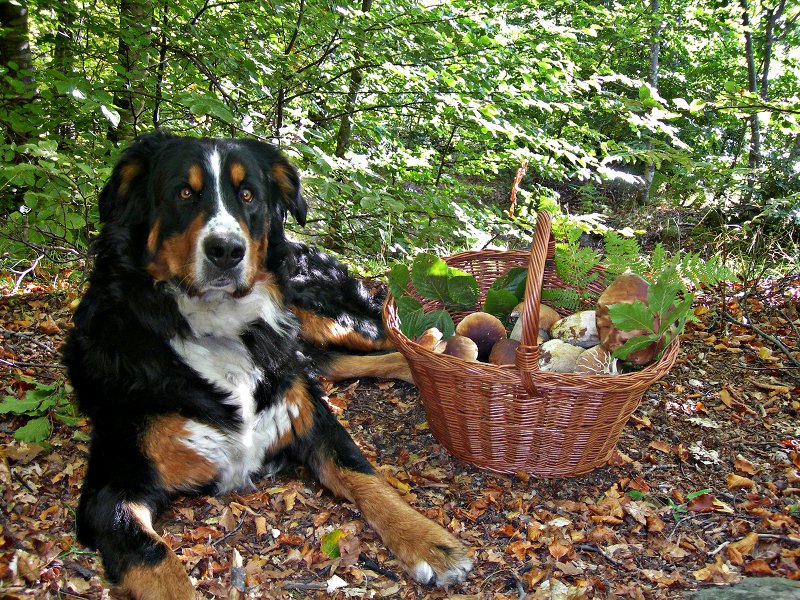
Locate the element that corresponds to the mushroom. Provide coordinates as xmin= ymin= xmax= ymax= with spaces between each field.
xmin=596 ymin=273 xmax=659 ymax=366
xmin=416 ymin=327 xmax=443 ymax=351
xmin=455 ymin=312 xmax=507 ymax=361
xmin=509 ymin=302 xmax=558 ymax=341
xmin=435 ymin=335 xmax=479 ymax=361
xmin=574 ymin=345 xmax=620 ymax=375
xmin=551 ymin=310 xmax=600 ymax=348
xmin=488 ymin=338 xmax=521 ymax=366
xmin=538 ymin=339 xmax=584 ymax=373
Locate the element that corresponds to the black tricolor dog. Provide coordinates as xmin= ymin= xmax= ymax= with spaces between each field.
xmin=63 ymin=132 xmax=472 ymax=598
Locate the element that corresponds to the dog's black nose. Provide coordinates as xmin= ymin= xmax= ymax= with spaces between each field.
xmin=204 ymin=235 xmax=246 ymax=270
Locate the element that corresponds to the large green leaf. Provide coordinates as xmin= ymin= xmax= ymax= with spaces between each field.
xmin=0 ymin=395 xmax=43 ymax=415
xmin=15 ymin=417 xmax=51 ymax=443
xmin=608 ymin=300 xmax=656 ymax=334
xmin=410 ymin=253 xmax=450 ymax=301
xmin=484 ymin=288 xmax=518 ymax=322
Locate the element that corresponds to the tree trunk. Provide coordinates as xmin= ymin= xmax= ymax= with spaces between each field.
xmin=740 ymin=0 xmax=761 ymax=170
xmin=109 ymin=0 xmax=153 ymax=142
xmin=54 ymin=2 xmax=78 ymax=140
xmin=0 ymin=0 xmax=35 ymax=143
xmin=639 ymin=0 xmax=661 ymax=206
xmin=760 ymin=0 xmax=786 ymax=101
xmin=334 ymin=0 xmax=373 ymax=158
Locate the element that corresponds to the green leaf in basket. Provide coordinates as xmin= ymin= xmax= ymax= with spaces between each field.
xmin=387 ymin=263 xmax=410 ymax=299
xmin=409 ymin=254 xmax=478 ymax=308
xmin=410 ymin=253 xmax=450 ymax=301
xmin=489 ymin=267 xmax=527 ymax=301
xmin=483 ymin=288 xmax=519 ymax=323
xmin=396 ymin=296 xmax=425 ymax=338
xmin=446 ymin=267 xmax=478 ymax=308
xmin=612 ymin=334 xmax=657 ymax=360
xmin=396 ymin=297 xmax=455 ymax=339
xmin=608 ymin=300 xmax=656 ymax=334
xmin=422 ymin=309 xmax=455 ymax=338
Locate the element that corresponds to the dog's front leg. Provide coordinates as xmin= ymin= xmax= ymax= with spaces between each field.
xmin=284 ymin=381 xmax=472 ymax=587
xmin=77 ymin=484 xmax=195 ymax=600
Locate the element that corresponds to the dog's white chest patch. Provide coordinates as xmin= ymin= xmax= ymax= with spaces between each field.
xmin=170 ymin=284 xmax=295 ymax=492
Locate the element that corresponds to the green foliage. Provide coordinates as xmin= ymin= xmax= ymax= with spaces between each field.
xmin=0 ymin=379 xmax=78 ymax=443
xmin=609 ymin=268 xmax=695 ymax=363
xmin=390 ymin=252 xmax=478 ymax=338
xmin=484 ymin=267 xmax=527 ymax=322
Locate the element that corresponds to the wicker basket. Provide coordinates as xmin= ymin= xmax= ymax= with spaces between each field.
xmin=383 ymin=211 xmax=679 ymax=477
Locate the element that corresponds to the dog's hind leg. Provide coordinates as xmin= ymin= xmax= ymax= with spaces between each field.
xmin=285 ymin=380 xmax=472 ymax=587
xmin=319 ymin=351 xmax=414 ymax=384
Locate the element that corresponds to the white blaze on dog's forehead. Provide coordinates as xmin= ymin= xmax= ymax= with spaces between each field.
xmin=203 ymin=147 xmax=240 ymax=236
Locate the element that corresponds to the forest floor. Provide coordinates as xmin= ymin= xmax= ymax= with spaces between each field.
xmin=1 ymin=267 xmax=799 ymax=599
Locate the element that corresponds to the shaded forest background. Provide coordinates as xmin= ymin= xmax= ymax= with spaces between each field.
xmin=1 ymin=0 xmax=798 ymax=277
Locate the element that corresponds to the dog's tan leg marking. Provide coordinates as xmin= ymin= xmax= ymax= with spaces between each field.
xmin=317 ymin=462 xmax=472 ymax=586
xmin=116 ymin=502 xmax=195 ymax=600
xmin=143 ymin=415 xmax=217 ymax=493
xmin=323 ymin=352 xmax=414 ymax=384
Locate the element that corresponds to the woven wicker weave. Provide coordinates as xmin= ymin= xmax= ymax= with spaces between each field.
xmin=383 ymin=211 xmax=679 ymax=477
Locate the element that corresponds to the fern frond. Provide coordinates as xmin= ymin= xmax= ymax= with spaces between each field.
xmin=541 ymin=287 xmax=580 ymax=312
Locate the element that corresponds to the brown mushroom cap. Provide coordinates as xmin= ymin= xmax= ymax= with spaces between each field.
xmin=488 ymin=338 xmax=521 ymax=365
xmin=436 ymin=335 xmax=479 ymax=361
xmin=538 ymin=304 xmax=561 ymax=333
xmin=416 ymin=327 xmax=443 ymax=351
xmin=455 ymin=312 xmax=507 ymax=361
xmin=509 ymin=302 xmax=559 ymax=341
xmin=596 ymin=273 xmax=659 ymax=366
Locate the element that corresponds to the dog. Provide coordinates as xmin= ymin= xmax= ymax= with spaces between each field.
xmin=63 ymin=132 xmax=472 ymax=599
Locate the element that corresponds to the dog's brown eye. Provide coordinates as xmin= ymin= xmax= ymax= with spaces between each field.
xmin=179 ymin=187 xmax=193 ymax=200
xmin=239 ymin=189 xmax=253 ymax=203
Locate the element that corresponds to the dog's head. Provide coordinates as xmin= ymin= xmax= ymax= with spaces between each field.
xmin=99 ymin=132 xmax=307 ymax=298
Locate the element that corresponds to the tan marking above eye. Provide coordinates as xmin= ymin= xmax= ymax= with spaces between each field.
xmin=240 ymin=188 xmax=253 ymax=202
xmin=230 ymin=162 xmax=246 ymax=187
xmin=179 ymin=187 xmax=193 ymax=200
xmin=188 ymin=164 xmax=203 ymax=191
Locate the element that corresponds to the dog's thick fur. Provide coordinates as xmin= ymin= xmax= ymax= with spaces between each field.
xmin=63 ymin=132 xmax=471 ymax=598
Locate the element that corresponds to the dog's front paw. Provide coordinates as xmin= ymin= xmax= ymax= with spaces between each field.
xmin=409 ymin=538 xmax=473 ymax=587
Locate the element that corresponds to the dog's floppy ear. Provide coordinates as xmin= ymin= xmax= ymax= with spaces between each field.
xmin=240 ymin=140 xmax=307 ymax=226
xmin=100 ymin=131 xmax=174 ymax=223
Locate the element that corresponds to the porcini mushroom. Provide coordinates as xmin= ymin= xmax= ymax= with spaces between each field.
xmin=435 ymin=335 xmax=479 ymax=361
xmin=488 ymin=338 xmax=521 ymax=365
xmin=509 ymin=302 xmax=559 ymax=341
xmin=455 ymin=312 xmax=507 ymax=361
xmin=596 ymin=273 xmax=659 ymax=366
xmin=551 ymin=310 xmax=600 ymax=348
xmin=416 ymin=327 xmax=443 ymax=351
xmin=538 ymin=339 xmax=584 ymax=372
xmin=574 ymin=345 xmax=620 ymax=375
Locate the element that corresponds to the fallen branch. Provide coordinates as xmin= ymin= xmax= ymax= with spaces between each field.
xmin=723 ymin=311 xmax=800 ymax=368
xmin=0 ymin=357 xmax=66 ymax=370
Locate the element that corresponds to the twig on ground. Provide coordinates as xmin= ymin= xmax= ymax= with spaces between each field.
xmin=282 ymin=580 xmax=328 ymax=591
xmin=0 ymin=327 xmax=57 ymax=354
xmin=6 ymin=255 xmax=43 ymax=296
xmin=358 ymin=552 xmax=399 ymax=580
xmin=0 ymin=357 xmax=67 ymax=370
xmin=576 ymin=543 xmax=623 ymax=566
xmin=211 ymin=517 xmax=246 ymax=547
xmin=723 ymin=311 xmax=800 ymax=368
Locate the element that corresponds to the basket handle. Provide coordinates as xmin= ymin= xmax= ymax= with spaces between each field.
xmin=514 ymin=210 xmax=554 ymax=394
